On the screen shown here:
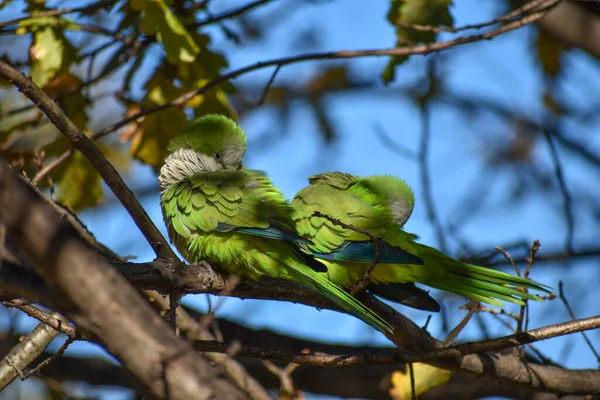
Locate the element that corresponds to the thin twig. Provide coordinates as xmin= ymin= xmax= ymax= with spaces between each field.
xmin=397 ymin=0 xmax=555 ymax=34
xmin=189 ymin=0 xmax=274 ymax=29
xmin=2 ymin=300 xmax=79 ymax=339
xmin=263 ymin=360 xmax=299 ymax=400
xmin=476 ymin=305 xmax=521 ymax=322
xmin=558 ymin=281 xmax=600 ymax=364
xmin=422 ymin=315 xmax=432 ymax=331
xmin=542 ymin=130 xmax=574 ymax=254
xmin=495 ymin=246 xmax=520 ymax=276
xmin=0 ymin=320 xmax=61 ymax=390
xmin=518 ymin=240 xmax=540 ymax=335
xmin=258 ymin=64 xmax=282 ymax=105
xmin=373 ymin=122 xmax=417 ymax=161
xmin=14 ymin=337 xmax=74 ymax=380
xmin=32 ymin=149 xmax=73 ymax=185
xmin=167 ymin=292 xmax=181 ymax=333
xmin=444 ymin=301 xmax=477 ymax=346
xmin=0 ymin=0 xmax=117 ymax=29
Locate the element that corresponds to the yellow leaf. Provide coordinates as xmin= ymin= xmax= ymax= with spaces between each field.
xmin=390 ymin=363 xmax=452 ymax=400
xmin=127 ymin=107 xmax=188 ymax=168
xmin=29 ymin=28 xmax=76 ymax=88
xmin=193 ymin=89 xmax=237 ymax=120
xmin=44 ymin=73 xmax=88 ymax=130
xmin=98 ymin=143 xmax=132 ymax=176
xmin=57 ymin=151 xmax=104 ymax=211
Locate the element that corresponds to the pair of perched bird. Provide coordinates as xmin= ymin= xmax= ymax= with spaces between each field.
xmin=158 ymin=114 xmax=550 ymax=336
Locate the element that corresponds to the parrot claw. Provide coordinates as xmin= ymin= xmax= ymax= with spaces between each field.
xmin=207 ymin=267 xmax=215 ymax=286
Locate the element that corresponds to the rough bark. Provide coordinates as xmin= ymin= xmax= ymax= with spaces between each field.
xmin=0 ymin=161 xmax=248 ymax=400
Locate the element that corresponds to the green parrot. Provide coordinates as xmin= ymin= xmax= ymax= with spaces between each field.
xmin=158 ymin=115 xmax=415 ymax=335
xmin=291 ymin=172 xmax=551 ymax=310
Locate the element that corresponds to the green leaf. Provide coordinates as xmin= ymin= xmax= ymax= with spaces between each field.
xmin=384 ymin=0 xmax=454 ymax=83
xmin=57 ymin=151 xmax=104 ymax=211
xmin=134 ymin=0 xmax=200 ymax=64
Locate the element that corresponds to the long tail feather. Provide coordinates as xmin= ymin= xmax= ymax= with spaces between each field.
xmin=408 ymin=243 xmax=552 ymax=307
xmin=289 ymin=260 xmax=393 ymax=334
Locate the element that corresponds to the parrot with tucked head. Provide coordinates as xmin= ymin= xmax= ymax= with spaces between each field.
xmin=291 ymin=172 xmax=551 ymax=310
xmin=158 ymin=115 xmax=421 ymax=335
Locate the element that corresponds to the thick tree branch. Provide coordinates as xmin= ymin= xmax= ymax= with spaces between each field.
xmin=37 ymin=354 xmax=594 ymax=400
xmin=0 ymin=161 xmax=248 ymax=400
xmin=2 ymin=257 xmax=599 ymax=395
xmin=144 ymin=291 xmax=274 ymax=400
xmin=0 ymin=60 xmax=178 ymax=266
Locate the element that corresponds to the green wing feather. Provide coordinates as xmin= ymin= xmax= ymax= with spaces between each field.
xmin=293 ymin=173 xmax=389 ymax=252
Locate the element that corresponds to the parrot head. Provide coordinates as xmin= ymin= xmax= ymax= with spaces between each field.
xmin=158 ymin=114 xmax=247 ymax=192
xmin=363 ymin=175 xmax=415 ymax=227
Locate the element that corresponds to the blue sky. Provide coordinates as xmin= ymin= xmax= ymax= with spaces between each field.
xmin=1 ymin=0 xmax=599 ymax=399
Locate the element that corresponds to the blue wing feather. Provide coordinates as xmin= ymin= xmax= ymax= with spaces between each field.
xmin=312 ymin=240 xmax=423 ymax=265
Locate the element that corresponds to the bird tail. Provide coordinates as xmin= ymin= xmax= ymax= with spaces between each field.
xmin=368 ymin=282 xmax=441 ymax=312
xmin=288 ymin=259 xmax=393 ymax=334
xmin=405 ymin=244 xmax=552 ymax=307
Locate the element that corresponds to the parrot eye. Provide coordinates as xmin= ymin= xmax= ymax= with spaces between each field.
xmin=214 ymin=152 xmax=222 ymax=160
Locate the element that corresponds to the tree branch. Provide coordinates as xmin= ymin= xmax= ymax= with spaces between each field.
xmin=189 ymin=0 xmax=274 ymax=29
xmin=188 ymin=315 xmax=600 ymax=366
xmin=2 ymin=255 xmax=599 ymax=395
xmin=0 ymin=60 xmax=178 ymax=266
xmin=0 ymin=321 xmax=60 ymax=389
xmin=0 ymin=160 xmax=249 ymax=400
xmin=144 ymin=291 xmax=274 ymax=400
xmin=0 ymin=0 xmax=117 ymax=30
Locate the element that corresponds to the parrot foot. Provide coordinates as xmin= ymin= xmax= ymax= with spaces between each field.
xmin=196 ymin=260 xmax=215 ymax=286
